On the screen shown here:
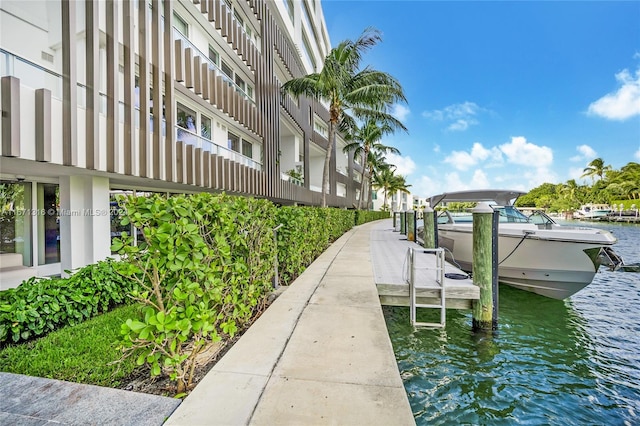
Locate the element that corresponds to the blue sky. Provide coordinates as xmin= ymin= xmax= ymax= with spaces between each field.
xmin=321 ymin=0 xmax=640 ymax=198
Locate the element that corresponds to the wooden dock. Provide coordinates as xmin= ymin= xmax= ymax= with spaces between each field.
xmin=371 ymin=220 xmax=479 ymax=310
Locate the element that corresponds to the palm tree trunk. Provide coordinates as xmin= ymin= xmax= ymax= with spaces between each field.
xmin=365 ymin=164 xmax=374 ymax=209
xmin=358 ymin=166 xmax=367 ymax=210
xmin=322 ymin=121 xmax=336 ymax=208
xmin=358 ymin=146 xmax=369 ymax=210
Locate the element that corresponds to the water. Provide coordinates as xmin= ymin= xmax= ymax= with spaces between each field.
xmin=384 ymin=221 xmax=640 ymax=425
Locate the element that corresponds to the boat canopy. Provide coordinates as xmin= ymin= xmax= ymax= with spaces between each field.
xmin=429 ymin=189 xmax=527 ymax=207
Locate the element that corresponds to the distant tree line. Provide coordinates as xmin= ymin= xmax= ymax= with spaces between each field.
xmin=515 ymin=159 xmax=640 ymax=212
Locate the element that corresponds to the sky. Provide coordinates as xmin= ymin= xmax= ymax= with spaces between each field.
xmin=321 ymin=0 xmax=640 ymax=199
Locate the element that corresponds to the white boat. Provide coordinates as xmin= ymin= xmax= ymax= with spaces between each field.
xmin=428 ymin=189 xmax=621 ymax=300
xmin=574 ymin=203 xmax=612 ymax=221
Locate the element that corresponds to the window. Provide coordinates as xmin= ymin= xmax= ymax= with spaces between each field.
xmin=284 ymin=0 xmax=294 ymax=21
xmin=302 ymin=32 xmax=316 ymax=72
xmin=0 ymin=181 xmax=32 ymax=267
xmin=234 ymin=13 xmax=244 ymax=27
xmin=37 ymin=183 xmax=60 ymax=265
xmin=208 ymin=46 xmax=219 ymax=66
xmin=221 ymin=61 xmax=233 ymax=79
xmin=235 ymin=75 xmax=246 ymax=92
xmin=228 ymin=132 xmax=240 ymax=152
xmin=173 ymin=12 xmax=188 ymax=37
xmin=201 ymin=115 xmax=212 ymax=140
xmin=313 ymin=117 xmax=328 ymax=137
xmin=176 ymin=103 xmax=197 ymax=132
xmin=242 ymin=140 xmax=253 ymax=158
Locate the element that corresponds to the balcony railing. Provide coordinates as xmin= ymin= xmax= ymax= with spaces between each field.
xmin=281 ymin=172 xmax=304 ymax=186
xmin=176 ymin=126 xmax=262 ymax=171
xmin=173 ymin=29 xmax=255 ymax=104
xmin=336 ymin=165 xmax=348 ymax=176
xmin=1 ymin=49 xmax=260 ymax=171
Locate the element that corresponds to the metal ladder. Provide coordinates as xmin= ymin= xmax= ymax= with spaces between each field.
xmin=407 ymin=247 xmax=446 ymax=328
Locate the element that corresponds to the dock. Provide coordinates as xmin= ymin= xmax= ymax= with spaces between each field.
xmin=371 ymin=221 xmax=480 ymax=310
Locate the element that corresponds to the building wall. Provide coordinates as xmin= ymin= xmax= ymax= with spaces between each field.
xmin=371 ymin=188 xmax=415 ymax=212
xmin=0 ymin=0 xmax=361 ymax=287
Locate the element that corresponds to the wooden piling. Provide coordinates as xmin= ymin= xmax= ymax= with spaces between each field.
xmin=423 ymin=206 xmax=436 ymax=248
xmin=400 ymin=211 xmax=406 ymax=235
xmin=407 ymin=210 xmax=415 ymax=241
xmin=471 ymin=202 xmax=499 ymax=331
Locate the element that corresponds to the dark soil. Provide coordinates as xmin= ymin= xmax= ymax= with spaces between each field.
xmin=117 ymin=333 xmax=242 ymax=397
xmin=117 ymin=290 xmax=282 ymax=398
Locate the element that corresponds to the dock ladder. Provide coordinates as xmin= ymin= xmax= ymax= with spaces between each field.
xmin=407 ymin=247 xmax=446 ymax=328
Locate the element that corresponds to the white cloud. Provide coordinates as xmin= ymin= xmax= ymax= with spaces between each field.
xmin=443 ymin=172 xmax=470 ymax=192
xmin=422 ymin=101 xmax=484 ymax=132
xmin=443 ymin=151 xmax=477 ymax=171
xmin=635 ymin=148 xmax=640 ymax=161
xmin=385 ymin=152 xmax=416 ymax=177
xmin=570 ymin=144 xmax=597 ymax=162
xmin=390 ymin=104 xmax=410 ymax=122
xmin=587 ymin=68 xmax=640 ymax=120
xmin=470 ymin=169 xmax=490 ymax=188
xmin=433 ymin=144 xmax=441 ymax=153
xmin=569 ymin=167 xmax=587 ymax=183
xmin=526 ymin=167 xmax=558 ymax=188
xmin=412 ymin=174 xmax=442 ymax=199
xmin=448 ymin=119 xmax=476 ymax=132
xmin=499 ymin=136 xmax=553 ymax=167
xmin=443 ymin=142 xmax=502 ymax=171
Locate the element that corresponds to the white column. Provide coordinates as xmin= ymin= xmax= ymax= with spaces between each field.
xmin=59 ymin=175 xmax=111 ymax=275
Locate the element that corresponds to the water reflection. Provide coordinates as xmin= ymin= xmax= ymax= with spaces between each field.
xmin=385 ymin=274 xmax=639 ymax=425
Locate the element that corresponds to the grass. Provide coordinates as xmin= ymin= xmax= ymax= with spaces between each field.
xmin=0 ymin=304 xmax=142 ymax=388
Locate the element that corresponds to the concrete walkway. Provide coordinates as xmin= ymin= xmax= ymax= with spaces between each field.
xmin=0 ymin=219 xmax=414 ymax=425
xmin=165 ymin=219 xmax=414 ymax=425
xmin=0 ymin=371 xmax=181 ymax=425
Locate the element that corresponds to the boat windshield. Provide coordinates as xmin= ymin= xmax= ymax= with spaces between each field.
xmin=494 ymin=206 xmax=530 ymax=223
xmin=438 ymin=205 xmax=558 ymax=227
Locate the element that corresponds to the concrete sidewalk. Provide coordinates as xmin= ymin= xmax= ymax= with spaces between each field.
xmin=0 ymin=371 xmax=181 ymax=425
xmin=165 ymin=219 xmax=414 ymax=425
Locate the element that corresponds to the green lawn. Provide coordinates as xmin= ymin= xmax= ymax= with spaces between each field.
xmin=0 ymin=304 xmax=141 ymax=388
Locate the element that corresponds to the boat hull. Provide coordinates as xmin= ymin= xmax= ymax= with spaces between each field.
xmin=438 ymin=225 xmax=615 ymax=299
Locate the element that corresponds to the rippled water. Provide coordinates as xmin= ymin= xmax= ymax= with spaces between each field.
xmin=384 ymin=222 xmax=640 ymax=425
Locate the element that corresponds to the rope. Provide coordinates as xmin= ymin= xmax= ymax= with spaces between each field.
xmin=498 ymin=231 xmax=533 ymax=265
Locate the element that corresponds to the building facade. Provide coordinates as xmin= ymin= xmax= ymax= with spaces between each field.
xmin=371 ymin=188 xmax=414 ymax=212
xmin=0 ymin=0 xmax=363 ymax=288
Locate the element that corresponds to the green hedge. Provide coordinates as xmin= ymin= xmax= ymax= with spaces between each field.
xmin=0 ymin=193 xmax=389 ymax=347
xmin=0 ymin=259 xmax=136 ymax=345
xmin=274 ymin=207 xmax=355 ymax=285
xmin=355 ymin=210 xmax=390 ymax=225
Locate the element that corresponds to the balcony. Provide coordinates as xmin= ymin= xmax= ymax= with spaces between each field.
xmin=1 ymin=49 xmax=261 ymax=172
xmin=176 ymin=127 xmax=261 ymax=171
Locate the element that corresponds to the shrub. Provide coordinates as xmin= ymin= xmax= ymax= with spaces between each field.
xmin=112 ymin=193 xmax=276 ymax=394
xmin=0 ymin=259 xmax=136 ymax=345
xmin=355 ymin=210 xmax=390 ymax=225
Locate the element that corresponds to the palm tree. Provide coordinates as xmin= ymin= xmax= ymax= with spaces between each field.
xmin=581 ymin=157 xmax=612 ymax=183
xmin=343 ymin=118 xmax=404 ymax=209
xmin=282 ymin=27 xmax=407 ymax=207
xmin=372 ymin=165 xmax=411 ymax=211
xmin=607 ymin=162 xmax=640 ymax=199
